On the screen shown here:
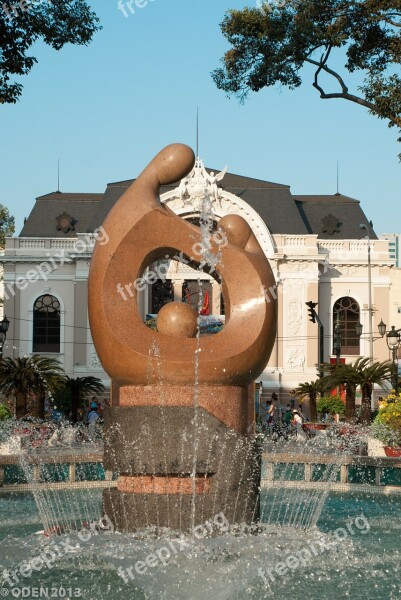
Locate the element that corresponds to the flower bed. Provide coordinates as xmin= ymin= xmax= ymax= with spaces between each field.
xmin=371 ymin=395 xmax=401 ymax=450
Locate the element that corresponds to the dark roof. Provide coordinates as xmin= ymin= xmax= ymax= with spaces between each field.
xmin=294 ymin=194 xmax=377 ymax=240
xmin=87 ymin=171 xmax=309 ymax=236
xmin=19 ymin=192 xmax=103 ymax=237
xmin=19 ymin=175 xmax=376 ymax=240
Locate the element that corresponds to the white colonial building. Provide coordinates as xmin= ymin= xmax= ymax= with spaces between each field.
xmin=1 ymin=159 xmax=396 ymax=401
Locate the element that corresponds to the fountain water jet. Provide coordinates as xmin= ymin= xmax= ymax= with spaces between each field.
xmin=88 ymin=143 xmax=277 ymax=533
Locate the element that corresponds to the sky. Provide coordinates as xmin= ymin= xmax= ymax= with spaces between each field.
xmin=0 ymin=0 xmax=400 ymax=236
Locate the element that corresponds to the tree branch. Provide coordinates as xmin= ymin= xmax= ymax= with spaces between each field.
xmin=305 ymin=54 xmax=377 ymax=112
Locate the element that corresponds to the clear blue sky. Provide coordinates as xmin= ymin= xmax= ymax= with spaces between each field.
xmin=0 ymin=0 xmax=399 ymax=235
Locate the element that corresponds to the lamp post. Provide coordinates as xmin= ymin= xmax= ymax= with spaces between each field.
xmin=333 ymin=311 xmax=341 ymax=365
xmin=385 ymin=325 xmax=401 ymax=394
xmin=356 ymin=319 xmax=388 ymax=409
xmin=360 ymin=223 xmax=373 ymax=363
xmin=0 ymin=315 xmax=10 ymax=358
xmin=358 ymin=320 xmax=401 ymax=395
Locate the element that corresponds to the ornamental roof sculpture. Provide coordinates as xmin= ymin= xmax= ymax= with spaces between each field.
xmin=177 ymin=158 xmax=228 ymax=209
xmin=321 ymin=213 xmax=342 ymax=235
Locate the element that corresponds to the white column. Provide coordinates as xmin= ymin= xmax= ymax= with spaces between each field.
xmin=211 ymin=281 xmax=221 ymax=315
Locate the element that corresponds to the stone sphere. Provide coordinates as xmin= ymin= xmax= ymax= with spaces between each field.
xmin=156 ymin=302 xmax=198 ymax=338
xmin=218 ymin=214 xmax=252 ymax=248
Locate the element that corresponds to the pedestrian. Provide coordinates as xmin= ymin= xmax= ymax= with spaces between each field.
xmin=284 ymin=404 xmax=292 ymax=425
xmin=291 ymin=409 xmax=305 ymax=438
xmin=86 ymin=402 xmax=100 ymax=441
xmin=265 ymin=399 xmax=275 ymax=429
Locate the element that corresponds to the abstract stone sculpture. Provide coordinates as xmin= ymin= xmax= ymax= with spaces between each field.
xmin=88 ymin=144 xmax=277 ymax=533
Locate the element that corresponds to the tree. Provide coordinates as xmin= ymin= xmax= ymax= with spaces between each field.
xmin=0 ymin=355 xmax=65 ymax=418
xmin=52 ymin=376 xmax=105 ymax=422
xmin=327 ymin=357 xmax=393 ymax=423
xmin=0 ymin=0 xmax=100 ymax=104
xmin=0 ymin=204 xmax=15 ymax=249
xmin=294 ymin=378 xmax=329 ymax=421
xmin=213 ymin=1 xmax=401 ymax=154
xmin=0 ymin=204 xmax=15 ymax=311
xmin=29 ymin=354 xmax=66 ymax=418
xmin=321 ymin=361 xmax=357 ymax=421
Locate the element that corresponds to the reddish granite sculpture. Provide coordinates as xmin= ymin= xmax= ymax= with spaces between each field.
xmin=88 ymin=144 xmax=277 ymax=532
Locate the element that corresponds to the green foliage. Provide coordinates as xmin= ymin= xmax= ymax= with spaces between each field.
xmin=0 ymin=0 xmax=100 ymax=103
xmin=0 ymin=204 xmax=15 ymax=249
xmin=0 ymin=355 xmax=66 ymax=418
xmin=213 ymin=1 xmax=401 ymax=156
xmin=371 ymin=414 xmax=401 ymax=446
xmin=52 ymin=376 xmax=105 ymax=414
xmin=317 ymin=394 xmax=345 ymax=415
xmin=0 ymin=403 xmax=11 ymax=420
xmin=373 ymin=399 xmax=401 ymax=446
xmin=294 ymin=378 xmax=330 ymax=421
xmin=323 ymin=357 xmax=393 ymax=423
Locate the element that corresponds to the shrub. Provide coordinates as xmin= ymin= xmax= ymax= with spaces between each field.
xmin=0 ymin=403 xmax=12 ymax=421
xmin=371 ymin=421 xmax=401 ymax=447
xmin=317 ymin=395 xmax=345 ymax=416
xmin=372 ymin=400 xmax=401 ymax=446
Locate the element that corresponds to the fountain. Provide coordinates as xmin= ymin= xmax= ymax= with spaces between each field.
xmin=87 ymin=143 xmax=277 ymax=532
xmin=1 ymin=146 xmax=401 ymax=599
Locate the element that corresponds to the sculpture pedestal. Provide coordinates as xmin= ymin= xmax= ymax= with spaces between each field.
xmin=103 ymin=385 xmax=261 ymax=533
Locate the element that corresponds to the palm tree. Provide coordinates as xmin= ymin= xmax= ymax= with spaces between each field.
xmin=0 ymin=356 xmax=65 ymax=419
xmin=294 ymin=379 xmax=329 ymax=422
xmin=323 ymin=362 xmax=357 ymax=422
xmin=349 ymin=358 xmax=392 ymax=423
xmin=53 ymin=376 xmax=105 ymax=422
xmin=29 ymin=355 xmax=66 ymax=418
xmin=326 ymin=358 xmax=393 ymax=424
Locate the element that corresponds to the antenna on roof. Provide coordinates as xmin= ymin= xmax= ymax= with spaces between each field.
xmin=196 ymin=107 xmax=199 ymax=158
xmin=57 ymin=158 xmax=61 ymax=193
xmin=335 ymin=161 xmax=340 ymax=195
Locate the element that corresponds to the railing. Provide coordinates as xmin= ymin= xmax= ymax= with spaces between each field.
xmin=0 ymin=450 xmax=116 ymax=492
xmin=2 ymin=451 xmax=401 ymax=493
xmin=261 ymin=453 xmax=401 ymax=494
xmin=283 ymin=236 xmax=306 ymax=247
xmin=12 ymin=235 xmax=98 ymax=253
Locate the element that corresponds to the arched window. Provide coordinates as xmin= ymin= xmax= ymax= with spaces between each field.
xmin=333 ymin=297 xmax=360 ymax=355
xmin=33 ymin=294 xmax=61 ymax=353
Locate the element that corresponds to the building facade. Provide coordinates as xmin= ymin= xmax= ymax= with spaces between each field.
xmin=1 ymin=160 xmax=395 ymax=400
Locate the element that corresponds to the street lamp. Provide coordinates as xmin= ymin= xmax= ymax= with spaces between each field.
xmin=378 ymin=319 xmax=387 ymax=338
xmin=361 ymin=320 xmax=401 ymax=395
xmin=356 ymin=319 xmax=391 ymax=408
xmin=0 ymin=315 xmax=10 ymax=358
xmin=384 ymin=325 xmax=401 ymax=394
xmin=333 ymin=311 xmax=341 ymax=364
xmin=360 ymin=223 xmax=373 ymax=363
xmin=356 ymin=319 xmax=387 ymax=340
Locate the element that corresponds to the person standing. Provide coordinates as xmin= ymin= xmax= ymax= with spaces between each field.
xmin=292 ymin=409 xmax=307 ymax=439
xmin=86 ymin=402 xmax=100 ymax=441
xmin=265 ymin=400 xmax=275 ymax=432
xmin=284 ymin=404 xmax=292 ymax=426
